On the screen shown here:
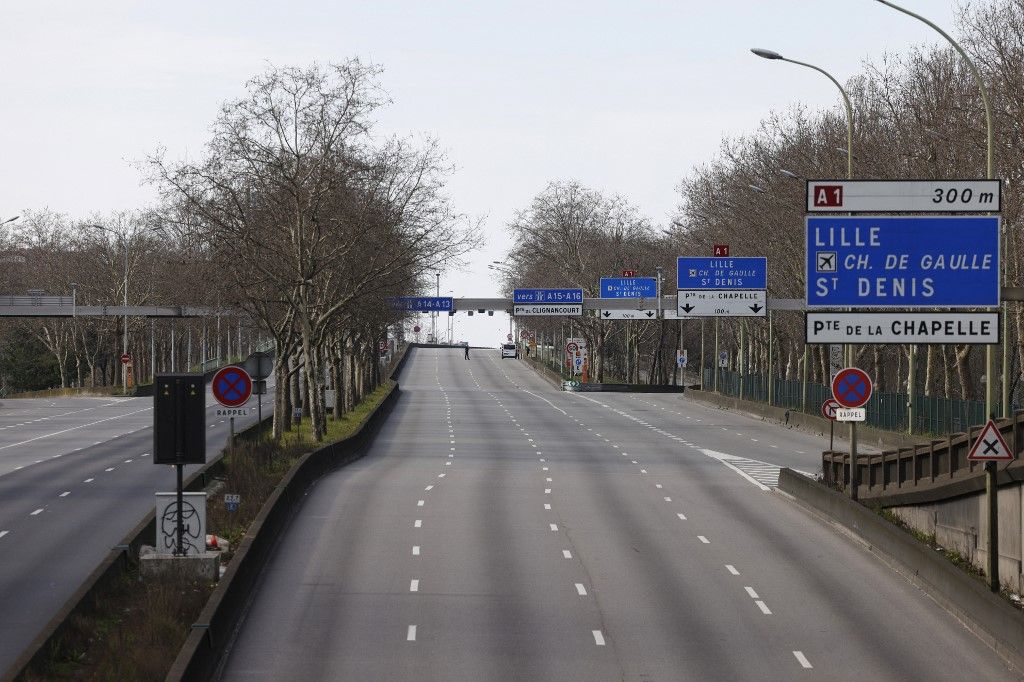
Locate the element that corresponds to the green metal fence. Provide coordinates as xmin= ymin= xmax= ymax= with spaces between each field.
xmin=702 ymin=368 xmax=988 ymax=437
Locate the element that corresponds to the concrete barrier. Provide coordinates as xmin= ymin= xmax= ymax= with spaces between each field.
xmin=778 ymin=468 xmax=1024 ymax=672
xmin=166 ymin=381 xmax=401 ymax=682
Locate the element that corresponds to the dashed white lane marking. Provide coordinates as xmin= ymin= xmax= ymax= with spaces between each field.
xmin=592 ymin=630 xmax=606 ymax=646
xmin=83 ymin=478 xmax=94 ymax=483
xmin=407 ymin=625 xmax=417 ymax=641
xmin=0 ymin=531 xmax=8 ymax=539
xmin=562 ymin=550 xmax=572 ymax=559
xmin=655 ymin=484 xmax=663 ymax=489
xmin=410 ymin=579 xmax=419 ymax=592
xmin=793 ymin=651 xmax=812 ymax=668
xmin=545 ymin=477 xmax=552 ymax=482
xmin=30 ymin=508 xmax=43 ymax=516
xmin=105 ymin=467 xmax=115 ymax=472
xmin=425 ymin=485 xmax=433 ymax=491
xmin=124 ymin=459 xmax=133 ymax=463
xmin=59 ymin=491 xmax=70 ymax=498
xmin=745 ymin=586 xmax=759 ymax=599
xmin=417 ymin=500 xmax=425 ymax=506
xmin=677 ymin=513 xmax=687 ymax=520
xmin=414 ymin=520 xmax=423 ymax=528
xmin=438 ymin=473 xmax=446 ymax=478
xmin=549 ymin=523 xmax=558 ymax=531
xmin=544 ymin=503 xmax=552 ymax=510
xmin=544 ymin=489 xmax=551 ymax=494
xmin=726 ymin=564 xmax=740 ymax=575
xmin=412 ymin=546 xmax=420 ymax=556
xmin=663 ymin=497 xmax=672 ymax=502
xmin=575 ymin=583 xmax=588 ymax=596
xmin=755 ymin=600 xmax=772 ymax=615
xmin=698 ymin=535 xmax=710 ymax=544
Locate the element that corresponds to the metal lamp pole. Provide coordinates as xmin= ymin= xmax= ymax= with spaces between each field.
xmin=752 ymin=48 xmax=858 ymax=493
xmin=875 ymin=0 xmax=1001 ymax=593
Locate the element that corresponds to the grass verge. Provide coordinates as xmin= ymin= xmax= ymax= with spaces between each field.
xmin=19 ymin=381 xmax=395 ymax=681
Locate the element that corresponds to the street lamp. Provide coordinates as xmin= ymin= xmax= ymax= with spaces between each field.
xmin=0 ymin=216 xmax=20 ymax=227
xmin=751 ymin=48 xmax=854 ymax=180
xmin=872 ymin=0 xmax=1001 ymax=421
xmin=779 ymin=169 xmax=802 ymax=180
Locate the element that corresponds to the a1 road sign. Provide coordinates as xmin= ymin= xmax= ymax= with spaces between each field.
xmin=831 ymin=368 xmax=872 ymax=409
xmin=805 ymin=215 xmax=1000 ymax=308
xmin=600 ymin=277 xmax=657 ymax=298
xmin=821 ymin=398 xmax=840 ymax=421
xmin=967 ymin=420 xmax=1014 ymax=461
xmin=806 ymin=179 xmax=1002 ymax=213
xmin=677 ymin=256 xmax=767 ymax=290
xmin=212 ymin=367 xmax=253 ymax=409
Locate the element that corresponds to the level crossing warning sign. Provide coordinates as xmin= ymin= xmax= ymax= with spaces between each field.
xmin=967 ymin=420 xmax=1014 ymax=462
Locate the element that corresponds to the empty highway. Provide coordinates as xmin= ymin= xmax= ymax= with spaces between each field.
xmin=221 ymin=347 xmax=1014 ymax=681
xmin=0 ymin=384 xmax=273 ymax=670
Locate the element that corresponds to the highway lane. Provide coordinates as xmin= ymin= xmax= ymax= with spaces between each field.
xmin=222 ymin=347 xmax=1015 ymax=681
xmin=0 ymin=382 xmax=274 ymax=671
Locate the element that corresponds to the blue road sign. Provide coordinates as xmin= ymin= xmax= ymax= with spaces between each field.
xmin=513 ymin=288 xmax=583 ymax=304
xmin=600 ymin=277 xmax=657 ymax=298
xmin=677 ymin=257 xmax=767 ymax=290
xmin=805 ymin=215 xmax=1000 ymax=308
xmin=392 ymin=296 xmax=454 ymax=312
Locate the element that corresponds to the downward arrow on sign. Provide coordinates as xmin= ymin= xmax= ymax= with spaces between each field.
xmin=750 ymin=304 xmax=763 ymax=313
xmin=603 ymin=311 xmax=611 ymax=318
xmin=645 ymin=311 xmax=655 ymax=317
xmin=681 ymin=304 xmax=695 ymax=313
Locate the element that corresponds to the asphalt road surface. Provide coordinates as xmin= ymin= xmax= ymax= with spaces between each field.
xmin=221 ymin=347 xmax=1015 ymax=681
xmin=0 ymin=382 xmax=273 ymax=671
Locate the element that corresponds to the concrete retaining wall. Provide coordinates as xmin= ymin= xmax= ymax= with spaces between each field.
xmin=779 ymin=468 xmax=1024 ymax=672
xmin=167 ymin=382 xmax=401 ymax=682
xmin=888 ymin=481 xmax=1024 ymax=595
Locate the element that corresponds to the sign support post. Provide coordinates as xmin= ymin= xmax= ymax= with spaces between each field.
xmin=713 ymin=319 xmax=719 ymax=393
xmin=987 ymin=461 xmax=999 ymax=591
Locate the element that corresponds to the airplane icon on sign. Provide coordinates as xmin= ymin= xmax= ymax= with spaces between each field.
xmin=816 ymin=252 xmax=837 ymax=273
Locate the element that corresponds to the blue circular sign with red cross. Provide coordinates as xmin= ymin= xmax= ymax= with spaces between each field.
xmin=831 ymin=367 xmax=872 ymax=409
xmin=212 ymin=367 xmax=253 ymax=408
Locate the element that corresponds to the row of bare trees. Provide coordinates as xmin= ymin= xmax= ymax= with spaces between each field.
xmin=503 ymin=0 xmax=1024 ymax=405
xmin=149 ymin=61 xmax=478 ymax=441
xmin=1 ymin=61 xmax=477 ymax=445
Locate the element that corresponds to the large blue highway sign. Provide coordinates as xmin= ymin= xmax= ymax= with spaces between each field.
xmin=677 ymin=257 xmax=767 ymax=290
xmin=513 ymin=288 xmax=583 ymax=304
xmin=391 ymin=296 xmax=454 ymax=312
xmin=805 ymin=215 xmax=1000 ymax=308
xmin=600 ymin=277 xmax=657 ymax=298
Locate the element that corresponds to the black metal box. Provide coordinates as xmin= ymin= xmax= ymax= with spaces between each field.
xmin=154 ymin=374 xmax=206 ymax=465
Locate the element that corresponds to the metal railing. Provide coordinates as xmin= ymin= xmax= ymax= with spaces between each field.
xmin=703 ymin=368 xmax=989 ymax=437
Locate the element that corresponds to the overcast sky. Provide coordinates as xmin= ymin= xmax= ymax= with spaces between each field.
xmin=0 ymin=1 xmax=963 ymax=344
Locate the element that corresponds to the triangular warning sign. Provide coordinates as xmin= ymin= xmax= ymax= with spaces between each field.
xmin=966 ymin=419 xmax=1014 ymax=462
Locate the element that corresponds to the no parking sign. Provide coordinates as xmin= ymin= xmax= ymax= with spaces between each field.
xmin=212 ymin=366 xmax=253 ymax=415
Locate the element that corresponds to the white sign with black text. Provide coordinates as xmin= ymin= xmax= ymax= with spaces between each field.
xmin=806 ymin=179 xmax=1001 ymax=212
xmin=599 ymin=309 xmax=658 ymax=320
xmin=806 ymin=312 xmax=1000 ymax=345
xmin=836 ymin=407 xmax=866 ymax=422
xmin=514 ymin=304 xmax=583 ymax=316
xmin=677 ymin=290 xmax=766 ymax=317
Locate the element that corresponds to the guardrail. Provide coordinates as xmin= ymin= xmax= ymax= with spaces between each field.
xmin=822 ymin=410 xmax=1024 ymax=505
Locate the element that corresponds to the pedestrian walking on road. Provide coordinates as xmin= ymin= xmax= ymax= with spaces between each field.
xmin=464 ymin=344 xmax=470 ymax=360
